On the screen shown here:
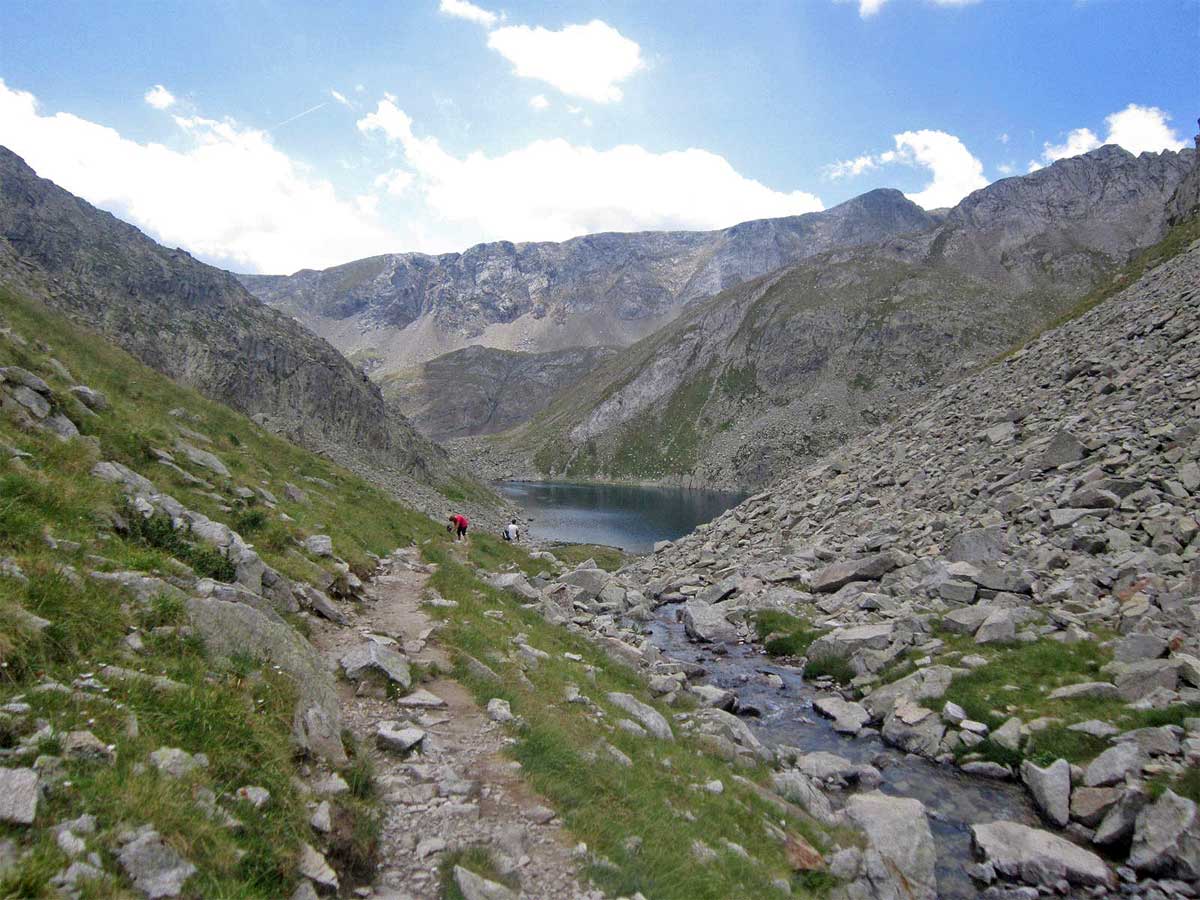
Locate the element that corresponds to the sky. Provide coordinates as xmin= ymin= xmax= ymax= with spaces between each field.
xmin=0 ymin=0 xmax=1195 ymax=275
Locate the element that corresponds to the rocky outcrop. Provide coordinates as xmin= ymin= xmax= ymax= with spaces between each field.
xmin=484 ymin=145 xmax=1196 ymax=488
xmin=239 ymin=189 xmax=937 ymax=373
xmin=0 ymin=146 xmax=486 ymax=510
xmin=381 ymin=344 xmax=616 ymax=440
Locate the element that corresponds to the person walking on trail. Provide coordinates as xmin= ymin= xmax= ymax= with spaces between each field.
xmin=503 ymin=519 xmax=520 ymax=542
xmin=448 ymin=513 xmax=469 ymax=542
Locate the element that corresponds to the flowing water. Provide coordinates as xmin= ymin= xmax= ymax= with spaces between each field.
xmin=501 ymin=480 xmax=1045 ymax=897
xmin=496 ymin=480 xmax=745 ymax=553
xmin=649 ymin=611 xmax=1042 ymax=898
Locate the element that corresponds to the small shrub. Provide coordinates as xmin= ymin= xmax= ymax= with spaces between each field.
xmin=803 ymin=655 xmax=855 ymax=684
xmin=122 ymin=506 xmax=237 ymax=582
xmin=234 ymin=509 xmax=268 ymax=535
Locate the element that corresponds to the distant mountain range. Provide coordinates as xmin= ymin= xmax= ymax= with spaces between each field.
xmin=463 ymin=145 xmax=1197 ymax=489
xmin=238 ymin=188 xmax=939 ymax=373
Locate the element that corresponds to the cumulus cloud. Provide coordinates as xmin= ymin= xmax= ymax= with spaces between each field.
xmin=826 ymin=129 xmax=986 ymax=209
xmin=438 ymin=0 xmax=499 ymax=28
xmin=374 ymin=168 xmax=415 ymax=196
xmin=486 ymin=20 xmax=644 ymax=103
xmin=529 ymin=94 xmax=550 ymax=111
xmin=0 ymin=79 xmax=398 ymax=274
xmin=356 ymin=97 xmax=823 ymax=242
xmin=143 ymin=84 xmax=176 ymax=110
xmin=1034 ymin=103 xmax=1186 ymax=169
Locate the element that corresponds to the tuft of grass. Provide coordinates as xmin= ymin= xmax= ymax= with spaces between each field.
xmin=122 ymin=506 xmax=237 ymax=582
xmin=439 ymin=846 xmax=518 ymax=900
xmin=550 ymin=543 xmax=626 ymax=572
xmin=754 ymin=611 xmax=820 ymax=658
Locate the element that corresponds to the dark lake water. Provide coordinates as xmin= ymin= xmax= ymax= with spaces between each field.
xmin=496 ymin=481 xmax=745 ymax=553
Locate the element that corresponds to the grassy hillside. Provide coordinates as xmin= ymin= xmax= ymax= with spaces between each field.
xmin=0 ymin=288 xmax=841 ymax=896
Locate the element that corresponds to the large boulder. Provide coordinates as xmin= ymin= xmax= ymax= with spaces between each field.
xmin=489 ymin=572 xmax=540 ymax=601
xmin=811 ymin=553 xmax=898 ymax=593
xmin=681 ymin=600 xmax=738 ymax=643
xmin=1020 ymin=758 xmax=1070 ymax=827
xmin=1128 ymin=790 xmax=1200 ymax=880
xmin=881 ymin=701 xmax=945 ymax=757
xmin=339 ymin=643 xmax=412 ymax=689
xmin=186 ymin=597 xmax=346 ymax=764
xmin=606 ymin=692 xmax=672 ymax=740
xmin=843 ymin=793 xmax=937 ymax=900
xmin=557 ymin=567 xmax=611 ymax=600
xmin=971 ymin=821 xmax=1115 ymax=889
xmin=862 ymin=665 xmax=959 ymax=720
xmin=808 ymin=623 xmax=894 ymax=660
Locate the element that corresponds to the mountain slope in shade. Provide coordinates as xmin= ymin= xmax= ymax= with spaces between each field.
xmin=0 ymin=146 xmax=491 ymax=511
xmin=239 ymin=189 xmax=939 ymax=373
xmin=380 ymin=344 xmax=617 ymax=442
xmin=468 ymin=145 xmax=1197 ymax=490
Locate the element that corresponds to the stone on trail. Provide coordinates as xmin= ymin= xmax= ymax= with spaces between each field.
xmin=453 ymin=865 xmax=517 ymax=900
xmin=117 ymin=827 xmax=197 ymax=898
xmin=843 ymin=792 xmax=937 ymax=900
xmin=339 ymin=642 xmax=412 ymax=690
xmin=1128 ymin=789 xmax=1200 ymax=880
xmin=811 ymin=552 xmax=898 ymax=593
xmin=486 ymin=698 xmax=515 ymax=723
xmin=396 ymin=688 xmax=448 ymax=709
xmin=606 ymin=692 xmax=672 ymax=740
xmin=0 ymin=767 xmax=39 ymax=824
xmin=376 ymin=721 xmax=426 ymax=754
xmin=1020 ymin=758 xmax=1071 ymax=827
xmin=970 ymin=821 xmax=1115 ymax=889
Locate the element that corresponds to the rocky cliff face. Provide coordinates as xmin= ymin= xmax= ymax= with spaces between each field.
xmin=0 ymin=146 xmax=485 ymax=509
xmin=475 ymin=146 xmax=1196 ymax=490
xmin=380 ymin=344 xmax=616 ymax=441
xmin=239 ymin=189 xmax=938 ymax=373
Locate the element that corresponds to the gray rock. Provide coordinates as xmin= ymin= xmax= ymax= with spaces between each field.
xmin=489 ymin=572 xmax=539 ymax=600
xmin=0 ymin=768 xmax=38 ymax=824
xmin=149 ymin=747 xmax=208 ymax=778
xmin=174 ymin=440 xmax=230 ymax=478
xmin=1128 ymin=790 xmax=1200 ymax=879
xmin=948 ymin=526 xmax=1007 ymax=564
xmin=1084 ymin=742 xmax=1144 ymax=787
xmin=991 ymin=717 xmax=1023 ymax=752
xmin=882 ymin=702 xmax=945 ymax=757
xmin=1047 ymin=682 xmax=1119 ymax=701
xmin=975 ymin=608 xmax=1017 ymax=644
xmin=687 ymin=684 xmax=736 ymax=710
xmin=844 ymin=792 xmax=937 ymax=900
xmin=681 ymin=600 xmax=738 ymax=643
xmin=811 ymin=553 xmax=899 ymax=592
xmin=117 ymin=827 xmax=197 ymax=898
xmin=808 ymin=622 xmax=894 ymax=660
xmin=1041 ymin=430 xmax=1087 ymax=469
xmin=297 ymin=842 xmax=339 ymax=894
xmin=1020 ymin=758 xmax=1071 ymax=827
xmin=376 ymin=721 xmax=426 ymax=753
xmin=453 ymin=866 xmax=517 ymax=900
xmin=971 ymin=821 xmax=1114 ymax=888
xmin=302 ymin=535 xmax=333 ymax=557
xmin=943 ymin=605 xmax=994 ymax=635
xmin=813 ymin=696 xmax=871 ymax=734
xmin=606 ymin=692 xmax=672 ymax=740
xmin=1112 ymin=658 xmax=1181 ymax=701
xmin=1113 ymin=633 xmax=1168 ymax=663
xmin=339 ymin=643 xmax=412 ymax=689
xmin=771 ymin=770 xmax=838 ymax=826
xmin=1094 ymin=785 xmax=1150 ymax=847
xmin=186 ymin=597 xmax=345 ymax=763
xmin=1070 ymin=787 xmax=1121 ymax=828
xmin=69 ymin=385 xmax=108 ymax=411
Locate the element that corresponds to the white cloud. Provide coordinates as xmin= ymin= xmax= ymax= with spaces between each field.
xmin=0 ymin=79 xmax=398 ymax=274
xmin=374 ymin=168 xmax=415 ymax=196
xmin=486 ymin=20 xmax=643 ymax=103
xmin=856 ymin=0 xmax=979 ymax=17
xmin=825 ymin=154 xmax=879 ymax=179
xmin=1103 ymin=103 xmax=1186 ymax=155
xmin=999 ymin=132 xmax=1009 ymax=144
xmin=438 ymin=0 xmax=499 ymax=28
xmin=144 ymin=84 xmax=176 ymax=110
xmin=996 ymin=162 xmax=1015 ymax=175
xmin=826 ymin=129 xmax=987 ymax=208
xmin=1036 ymin=103 xmax=1185 ymax=167
xmin=1039 ymin=126 xmax=1101 ymax=164
xmin=329 ymin=89 xmax=351 ymax=107
xmin=529 ymin=94 xmax=550 ymax=111
xmin=356 ymin=98 xmax=823 ymax=242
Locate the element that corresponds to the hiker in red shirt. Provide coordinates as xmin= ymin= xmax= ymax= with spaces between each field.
xmin=448 ymin=513 xmax=470 ymax=542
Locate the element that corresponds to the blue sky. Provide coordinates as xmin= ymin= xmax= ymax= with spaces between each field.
xmin=0 ymin=0 xmax=1195 ymax=273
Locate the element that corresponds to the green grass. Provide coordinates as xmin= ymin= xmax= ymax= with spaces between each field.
xmin=550 ymin=543 xmax=626 ymax=572
xmin=439 ymin=846 xmax=518 ymax=899
xmin=754 ymin=611 xmax=820 ymax=658
xmin=421 ymin=546 xmax=838 ymax=898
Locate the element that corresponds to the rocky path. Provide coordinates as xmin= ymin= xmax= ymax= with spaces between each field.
xmin=309 ymin=549 xmax=597 ymax=900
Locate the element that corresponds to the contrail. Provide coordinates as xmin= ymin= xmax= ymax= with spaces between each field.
xmin=273 ymin=102 xmax=328 ymax=129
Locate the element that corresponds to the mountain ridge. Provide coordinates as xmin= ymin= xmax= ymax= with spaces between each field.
xmin=0 ymin=145 xmax=492 ymax=513
xmin=239 ymin=188 xmax=939 ymax=372
xmin=464 ymin=144 xmax=1197 ymax=490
